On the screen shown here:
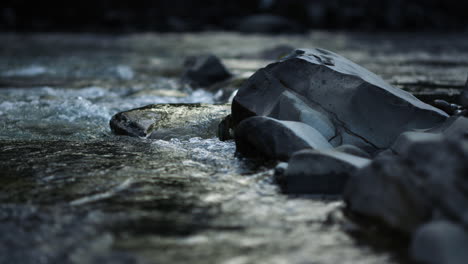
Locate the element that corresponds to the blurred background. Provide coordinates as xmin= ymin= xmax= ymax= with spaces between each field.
xmin=2 ymin=0 xmax=468 ymax=33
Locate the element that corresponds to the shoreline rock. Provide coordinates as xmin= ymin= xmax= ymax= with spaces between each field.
xmin=229 ymin=48 xmax=448 ymax=156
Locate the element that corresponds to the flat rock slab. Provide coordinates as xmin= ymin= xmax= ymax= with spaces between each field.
xmin=110 ymin=104 xmax=230 ymax=140
xmin=231 ymin=48 xmax=448 ymax=154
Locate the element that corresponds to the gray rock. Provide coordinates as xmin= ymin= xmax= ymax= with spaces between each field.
xmin=410 ymin=221 xmax=468 ymax=264
xmin=181 ymin=54 xmax=232 ymax=87
xmin=110 ymin=104 xmax=230 ymax=140
xmin=345 ymin=125 xmax=468 ymax=234
xmin=231 ymin=48 xmax=448 ymax=155
xmin=344 ymin=154 xmax=432 ymax=233
xmin=236 ymin=15 xmax=303 ymax=34
xmin=277 ymin=149 xmax=370 ymax=194
xmin=335 ymin=144 xmax=371 ymax=159
xmin=427 ymin=115 xmax=468 ymax=138
xmin=234 ymin=116 xmax=332 ymax=161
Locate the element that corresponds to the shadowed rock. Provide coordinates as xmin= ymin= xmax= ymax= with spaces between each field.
xmin=345 ymin=117 xmax=468 ymax=234
xmin=276 ymin=149 xmax=370 ymax=195
xmin=410 ymin=221 xmax=468 ymax=264
xmin=234 ymin=116 xmax=332 ymax=161
xmin=110 ymin=104 xmax=230 ymax=140
xmin=230 ymin=48 xmax=448 ymax=155
xmin=181 ymin=54 xmax=232 ymax=88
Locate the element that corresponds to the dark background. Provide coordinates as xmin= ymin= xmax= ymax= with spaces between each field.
xmin=1 ymin=0 xmax=468 ymax=32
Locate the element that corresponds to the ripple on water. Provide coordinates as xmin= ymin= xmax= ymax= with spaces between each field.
xmin=0 ymin=85 xmax=216 ymax=140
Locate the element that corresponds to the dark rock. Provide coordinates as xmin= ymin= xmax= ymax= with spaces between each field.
xmin=236 ymin=14 xmax=303 ymax=34
xmin=335 ymin=144 xmax=371 ymax=159
xmin=231 ymin=48 xmax=448 ymax=155
xmin=110 ymin=104 xmax=230 ymax=140
xmin=427 ymin=115 xmax=468 ymax=138
xmin=217 ymin=115 xmax=233 ymax=141
xmin=433 ymin=99 xmax=462 ymax=115
xmin=234 ymin=116 xmax=332 ymax=161
xmin=181 ymin=54 xmax=232 ymax=88
xmin=460 ymin=74 xmax=468 ymax=107
xmin=345 ymin=121 xmax=468 ymax=234
xmin=277 ymin=149 xmax=370 ymax=195
xmin=410 ymin=221 xmax=468 ymax=264
xmin=344 ymin=154 xmax=432 ymax=233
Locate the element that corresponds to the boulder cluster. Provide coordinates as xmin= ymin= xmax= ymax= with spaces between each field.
xmin=220 ymin=48 xmax=468 ymax=264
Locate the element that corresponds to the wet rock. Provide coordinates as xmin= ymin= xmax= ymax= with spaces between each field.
xmin=110 ymin=104 xmax=230 ymax=140
xmin=234 ymin=116 xmax=332 ymax=161
xmin=410 ymin=221 xmax=468 ymax=264
xmin=276 ymin=149 xmax=370 ymax=195
xmin=236 ymin=15 xmax=303 ymax=34
xmin=231 ymin=48 xmax=448 ymax=155
xmin=181 ymin=54 xmax=232 ymax=88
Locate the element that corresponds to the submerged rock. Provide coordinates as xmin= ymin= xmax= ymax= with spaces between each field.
xmin=276 ymin=149 xmax=370 ymax=195
xmin=181 ymin=54 xmax=232 ymax=88
xmin=234 ymin=116 xmax=332 ymax=161
xmin=110 ymin=104 xmax=230 ymax=140
xmin=410 ymin=221 xmax=468 ymax=264
xmin=230 ymin=48 xmax=448 ymax=155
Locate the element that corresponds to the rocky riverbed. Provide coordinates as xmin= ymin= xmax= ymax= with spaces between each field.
xmin=1 ymin=32 xmax=468 ymax=264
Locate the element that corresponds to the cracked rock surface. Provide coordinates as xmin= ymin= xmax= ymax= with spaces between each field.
xmin=231 ymin=48 xmax=448 ymax=155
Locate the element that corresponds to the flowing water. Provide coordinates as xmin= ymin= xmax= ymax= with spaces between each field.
xmin=1 ymin=32 xmax=467 ymax=264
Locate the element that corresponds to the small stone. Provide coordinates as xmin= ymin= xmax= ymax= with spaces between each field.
xmin=410 ymin=221 xmax=468 ymax=264
xmin=181 ymin=54 xmax=232 ymax=88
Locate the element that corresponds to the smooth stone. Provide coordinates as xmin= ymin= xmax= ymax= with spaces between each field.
xmin=231 ymin=48 xmax=448 ymax=155
xmin=181 ymin=54 xmax=232 ymax=87
xmin=410 ymin=221 xmax=468 ymax=264
xmin=234 ymin=116 xmax=332 ymax=161
xmin=278 ymin=149 xmax=370 ymax=194
xmin=110 ymin=104 xmax=230 ymax=140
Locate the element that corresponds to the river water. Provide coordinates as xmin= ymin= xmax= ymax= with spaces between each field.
xmin=1 ymin=32 xmax=467 ymax=264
